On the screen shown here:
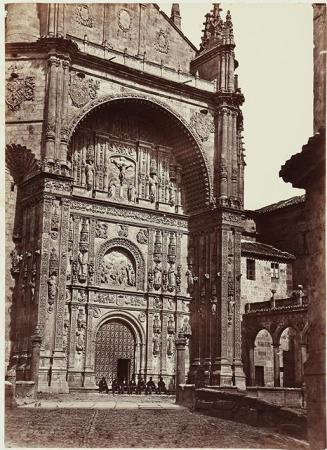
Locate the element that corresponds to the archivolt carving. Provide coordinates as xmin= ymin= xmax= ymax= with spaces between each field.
xmin=66 ymin=94 xmax=213 ymax=206
xmin=95 ymin=238 xmax=145 ymax=290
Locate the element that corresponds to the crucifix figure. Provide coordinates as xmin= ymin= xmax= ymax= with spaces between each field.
xmin=112 ymin=157 xmax=133 ymax=185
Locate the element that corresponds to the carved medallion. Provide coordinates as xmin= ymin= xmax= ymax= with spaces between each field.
xmin=6 ymin=73 xmax=35 ymax=112
xmin=136 ymin=229 xmax=148 ymax=244
xmin=117 ymin=224 xmax=128 ymax=237
xmin=74 ymin=4 xmax=93 ymax=28
xmin=138 ymin=312 xmax=146 ymax=323
xmin=155 ymin=30 xmax=169 ymax=54
xmin=69 ymin=72 xmax=100 ymax=108
xmin=190 ymin=112 xmax=214 ymax=142
xmin=118 ymin=9 xmax=131 ymax=32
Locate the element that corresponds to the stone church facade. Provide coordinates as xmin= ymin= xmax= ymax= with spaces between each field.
xmin=5 ymin=3 xmax=246 ymax=392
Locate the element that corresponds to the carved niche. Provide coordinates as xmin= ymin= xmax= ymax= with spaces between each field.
xmin=6 ymin=72 xmax=35 ymax=112
xmin=69 ymin=72 xmax=100 ymax=108
xmin=96 ymin=238 xmax=145 ymax=290
xmin=99 ymin=249 xmax=136 ymax=288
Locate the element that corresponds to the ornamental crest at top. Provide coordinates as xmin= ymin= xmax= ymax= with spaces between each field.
xmin=200 ymin=3 xmax=234 ymax=52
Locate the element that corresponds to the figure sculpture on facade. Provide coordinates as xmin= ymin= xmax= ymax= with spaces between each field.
xmin=168 ymin=181 xmax=175 ymax=206
xmin=78 ymin=251 xmax=88 ymax=282
xmin=112 ymin=157 xmax=133 ymax=185
xmin=168 ymin=264 xmax=175 ymax=291
xmin=148 ymin=268 xmax=154 ymax=290
xmin=128 ymin=184 xmax=136 ymax=202
xmin=85 ymin=161 xmax=94 ymax=190
xmin=47 ymin=274 xmax=57 ymax=310
xmin=149 ymin=175 xmax=157 ymax=202
xmin=153 ymin=264 xmax=162 ymax=289
xmin=167 ymin=334 xmax=174 ymax=356
xmin=108 ymin=183 xmax=116 ymax=199
xmin=10 ymin=249 xmax=22 ymax=276
xmin=162 ymin=270 xmax=168 ymax=291
xmin=126 ymin=263 xmax=136 ymax=286
xmin=153 ymin=333 xmax=160 ymax=356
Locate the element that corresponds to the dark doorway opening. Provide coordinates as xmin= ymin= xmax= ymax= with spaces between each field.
xmin=255 ymin=365 xmax=264 ymax=386
xmin=117 ymin=358 xmax=130 ymax=382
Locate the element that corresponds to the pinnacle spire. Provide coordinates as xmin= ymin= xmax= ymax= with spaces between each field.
xmin=199 ymin=3 xmax=234 ymax=52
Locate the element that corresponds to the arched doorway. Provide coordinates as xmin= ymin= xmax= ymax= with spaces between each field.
xmin=279 ymin=327 xmax=300 ymax=387
xmin=95 ymin=319 xmax=136 ymax=385
xmin=254 ymin=329 xmax=274 ymax=387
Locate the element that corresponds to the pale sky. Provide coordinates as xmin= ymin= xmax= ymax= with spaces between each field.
xmin=160 ymin=2 xmax=312 ymax=210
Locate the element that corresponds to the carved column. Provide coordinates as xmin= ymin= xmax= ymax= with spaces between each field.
xmin=37 ymin=195 xmax=54 ymax=392
xmin=160 ymin=313 xmax=168 ymax=374
xmin=84 ymin=304 xmax=97 ymax=387
xmin=59 ymin=59 xmax=71 ymax=165
xmin=232 ymin=230 xmax=245 ymax=388
xmin=146 ymin=311 xmax=154 ymax=375
xmin=30 ymin=328 xmax=42 ymax=396
xmin=175 ymin=334 xmax=187 ymax=402
xmin=67 ymin=300 xmax=79 ymax=385
xmin=45 ymin=56 xmax=60 ymax=161
xmin=273 ymin=345 xmax=280 ymax=387
xmin=248 ymin=346 xmax=255 ymax=386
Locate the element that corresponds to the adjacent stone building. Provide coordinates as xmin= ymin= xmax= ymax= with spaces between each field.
xmin=280 ymin=4 xmax=326 ymax=449
xmin=5 ymin=3 xmax=247 ymax=392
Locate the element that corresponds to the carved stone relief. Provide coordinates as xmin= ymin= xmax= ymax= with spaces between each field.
xmin=95 ymin=292 xmax=146 ymax=307
xmin=95 ymin=222 xmax=108 ymax=239
xmin=99 ymin=249 xmax=135 ymax=288
xmin=155 ymin=30 xmax=169 ymax=53
xmin=190 ymin=112 xmax=214 ymax=142
xmin=117 ymin=224 xmax=128 ymax=237
xmin=73 ymin=4 xmax=94 ymax=28
xmin=136 ymin=229 xmax=148 ymax=244
xmin=69 ymin=72 xmax=100 ymax=108
xmin=118 ymin=9 xmax=131 ymax=32
xmin=6 ymin=73 xmax=35 ymax=112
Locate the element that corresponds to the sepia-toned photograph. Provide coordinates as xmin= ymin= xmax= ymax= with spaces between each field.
xmin=4 ymin=1 xmax=326 ymax=449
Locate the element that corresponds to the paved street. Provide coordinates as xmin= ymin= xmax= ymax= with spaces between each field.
xmin=6 ymin=394 xmax=309 ymax=449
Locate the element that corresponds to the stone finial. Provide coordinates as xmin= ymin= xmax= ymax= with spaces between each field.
xmin=171 ymin=4 xmax=181 ymax=29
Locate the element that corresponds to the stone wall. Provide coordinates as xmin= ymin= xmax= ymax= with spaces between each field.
xmin=313 ymin=4 xmax=326 ymax=133
xmin=240 ymin=257 xmax=292 ymax=313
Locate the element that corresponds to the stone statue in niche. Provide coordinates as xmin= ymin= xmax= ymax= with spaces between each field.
xmin=128 ymin=184 xmax=136 ymax=203
xmin=153 ymin=333 xmax=160 ymax=356
xmin=100 ymin=250 xmax=136 ymax=288
xmin=167 ymin=335 xmax=174 ymax=356
xmin=78 ymin=251 xmax=88 ymax=282
xmin=149 ymin=175 xmax=157 ymax=203
xmin=148 ymin=269 xmax=154 ymax=290
xmin=162 ymin=270 xmax=168 ymax=291
xmin=169 ymin=182 xmax=175 ymax=206
xmin=153 ymin=265 xmax=162 ymax=290
xmin=168 ymin=264 xmax=175 ymax=291
xmin=76 ymin=328 xmax=85 ymax=353
xmin=47 ymin=274 xmax=57 ymax=311
xmin=153 ymin=315 xmax=161 ymax=334
xmin=108 ymin=183 xmax=116 ymax=199
xmin=85 ymin=162 xmax=94 ymax=190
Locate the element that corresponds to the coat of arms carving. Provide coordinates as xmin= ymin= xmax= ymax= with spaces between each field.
xmin=69 ymin=72 xmax=100 ymax=108
xmin=190 ymin=111 xmax=215 ymax=141
xmin=6 ymin=73 xmax=35 ymax=112
xmin=155 ymin=30 xmax=169 ymax=54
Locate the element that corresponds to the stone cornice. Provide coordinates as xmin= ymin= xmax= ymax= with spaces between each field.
xmin=6 ymin=38 xmax=216 ymax=106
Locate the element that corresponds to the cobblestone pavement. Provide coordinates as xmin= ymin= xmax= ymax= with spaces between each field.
xmin=5 ymin=395 xmax=309 ymax=449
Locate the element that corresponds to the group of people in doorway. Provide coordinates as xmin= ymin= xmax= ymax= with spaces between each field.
xmin=98 ymin=375 xmax=168 ymax=395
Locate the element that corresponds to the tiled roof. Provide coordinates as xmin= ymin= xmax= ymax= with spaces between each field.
xmin=255 ymin=195 xmax=305 ymax=214
xmin=241 ymin=241 xmax=295 ymax=260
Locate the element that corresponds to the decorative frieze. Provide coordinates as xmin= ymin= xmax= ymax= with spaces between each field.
xmin=94 ymin=292 xmax=146 ymax=308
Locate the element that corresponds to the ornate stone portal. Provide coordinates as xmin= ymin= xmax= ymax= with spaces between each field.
xmin=6 ymin=3 xmax=246 ymax=393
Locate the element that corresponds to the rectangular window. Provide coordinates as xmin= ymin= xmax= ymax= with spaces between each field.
xmin=246 ymin=259 xmax=256 ymax=280
xmin=271 ymin=262 xmax=279 ymax=279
